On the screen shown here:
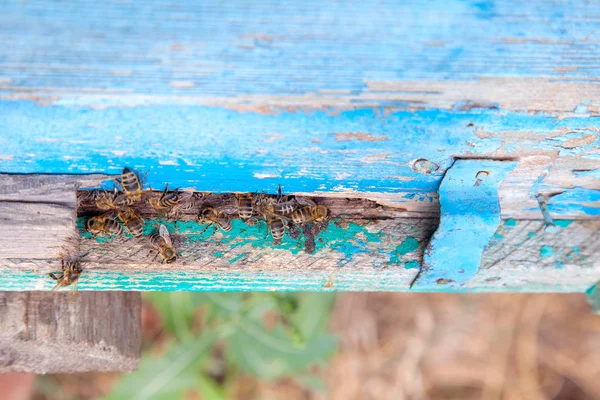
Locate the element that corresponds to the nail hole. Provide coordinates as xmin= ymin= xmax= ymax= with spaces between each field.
xmin=412 ymin=158 xmax=440 ymax=175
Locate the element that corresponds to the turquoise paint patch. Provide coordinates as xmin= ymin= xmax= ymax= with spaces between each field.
xmin=540 ymin=245 xmax=554 ymax=258
xmin=213 ymin=252 xmax=224 ymax=258
xmin=397 ymin=237 xmax=420 ymax=256
xmin=493 ymin=232 xmax=503 ymax=239
xmin=554 ymin=220 xmax=573 ymax=228
xmin=573 ymin=247 xmax=581 ymax=254
xmin=76 ymin=217 xmax=93 ymax=239
xmin=557 ymin=261 xmax=564 ymax=269
xmin=389 ymin=237 xmax=420 ymax=265
xmin=169 ymin=218 xmax=383 ymax=262
xmin=228 ymin=252 xmax=247 ymax=264
xmin=404 ymin=260 xmax=420 ymax=270
xmin=505 ymin=219 xmax=517 ymax=227
xmin=527 ymin=232 xmax=536 ymax=238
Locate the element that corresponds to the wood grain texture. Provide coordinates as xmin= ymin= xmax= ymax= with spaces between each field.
xmin=0 ymin=1 xmax=598 ymax=219
xmin=0 ymin=174 xmax=107 ymax=263
xmin=0 ymin=174 xmax=597 ymax=292
xmin=0 ymin=291 xmax=140 ymax=373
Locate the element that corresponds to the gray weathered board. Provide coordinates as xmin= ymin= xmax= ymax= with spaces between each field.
xmin=0 ymin=291 xmax=141 ymax=373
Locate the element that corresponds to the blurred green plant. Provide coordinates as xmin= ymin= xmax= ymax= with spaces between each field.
xmin=104 ymin=292 xmax=337 ymax=400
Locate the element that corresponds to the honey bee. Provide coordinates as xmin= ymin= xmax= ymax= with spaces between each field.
xmin=49 ymin=255 xmax=83 ymax=293
xmin=94 ymin=187 xmax=132 ymax=210
xmin=236 ymin=193 xmax=255 ymax=221
xmin=266 ymin=213 xmax=286 ymax=245
xmin=290 ymin=205 xmax=329 ymax=225
xmin=86 ymin=211 xmax=122 ymax=236
xmin=260 ymin=186 xmax=313 ymax=216
xmin=150 ymin=184 xmax=193 ymax=216
xmin=118 ymin=207 xmax=144 ymax=237
xmin=115 ymin=167 xmax=146 ymax=202
xmin=148 ymin=224 xmax=176 ymax=263
xmin=198 ymin=207 xmax=232 ymax=233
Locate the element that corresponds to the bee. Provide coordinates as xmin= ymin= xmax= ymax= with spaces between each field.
xmin=290 ymin=205 xmax=329 ymax=225
xmin=198 ymin=207 xmax=232 ymax=233
xmin=86 ymin=211 xmax=122 ymax=236
xmin=115 ymin=167 xmax=146 ymax=202
xmin=236 ymin=193 xmax=255 ymax=221
xmin=148 ymin=224 xmax=176 ymax=263
xmin=150 ymin=184 xmax=193 ymax=216
xmin=94 ymin=187 xmax=132 ymax=210
xmin=118 ymin=207 xmax=144 ymax=237
xmin=260 ymin=186 xmax=313 ymax=216
xmin=49 ymin=255 xmax=83 ymax=293
xmin=266 ymin=213 xmax=286 ymax=245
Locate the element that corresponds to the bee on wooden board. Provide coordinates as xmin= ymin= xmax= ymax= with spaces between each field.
xmin=148 ymin=224 xmax=176 ymax=264
xmin=149 ymin=184 xmax=194 ymax=216
xmin=118 ymin=207 xmax=145 ymax=237
xmin=198 ymin=207 xmax=232 ymax=233
xmin=290 ymin=204 xmax=329 ymax=225
xmin=266 ymin=212 xmax=286 ymax=245
xmin=86 ymin=210 xmax=123 ymax=236
xmin=236 ymin=193 xmax=255 ymax=221
xmin=94 ymin=187 xmax=132 ymax=210
xmin=259 ymin=185 xmax=315 ymax=216
xmin=114 ymin=167 xmax=146 ymax=202
xmin=49 ymin=255 xmax=83 ymax=294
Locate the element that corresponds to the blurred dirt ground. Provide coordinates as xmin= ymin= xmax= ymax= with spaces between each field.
xmin=33 ymin=293 xmax=600 ymax=400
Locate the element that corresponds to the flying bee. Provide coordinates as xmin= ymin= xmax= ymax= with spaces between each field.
xmin=94 ymin=187 xmax=132 ymax=210
xmin=49 ymin=255 xmax=83 ymax=294
xmin=150 ymin=184 xmax=194 ymax=216
xmin=115 ymin=167 xmax=146 ymax=202
xmin=86 ymin=211 xmax=122 ymax=236
xmin=118 ymin=207 xmax=144 ymax=237
xmin=198 ymin=207 xmax=232 ymax=233
xmin=236 ymin=193 xmax=255 ymax=221
xmin=290 ymin=205 xmax=329 ymax=225
xmin=148 ymin=224 xmax=176 ymax=264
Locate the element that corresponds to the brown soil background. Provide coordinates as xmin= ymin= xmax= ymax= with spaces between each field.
xmin=33 ymin=293 xmax=600 ymax=400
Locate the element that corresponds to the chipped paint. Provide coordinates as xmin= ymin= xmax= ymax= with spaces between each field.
xmin=0 ymin=101 xmax=597 ymax=218
xmin=333 ymin=132 xmax=389 ymax=142
xmin=540 ymin=245 xmax=554 ymax=259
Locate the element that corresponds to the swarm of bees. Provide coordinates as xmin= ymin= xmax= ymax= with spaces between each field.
xmin=50 ymin=167 xmax=330 ymax=292
xmin=196 ymin=185 xmax=329 ymax=248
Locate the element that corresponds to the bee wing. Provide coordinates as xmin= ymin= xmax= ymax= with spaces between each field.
xmin=295 ymin=196 xmax=316 ymax=207
xmin=103 ymin=210 xmax=119 ymax=220
xmin=222 ymin=205 xmax=238 ymax=215
xmin=159 ymin=224 xmax=173 ymax=246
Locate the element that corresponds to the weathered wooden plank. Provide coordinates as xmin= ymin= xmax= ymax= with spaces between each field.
xmin=0 ymin=1 xmax=598 ymax=292
xmin=0 ymin=174 xmax=106 ymax=263
xmin=0 ymin=1 xmax=598 ymax=219
xmin=0 ymin=291 xmax=141 ymax=373
xmin=0 ymin=174 xmax=596 ymax=292
xmin=0 ymin=103 xmax=598 ymax=219
xmin=1 ymin=1 xmax=600 ymax=97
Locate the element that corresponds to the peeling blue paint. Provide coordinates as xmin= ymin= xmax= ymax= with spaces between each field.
xmin=0 ymin=101 xmax=597 ymax=216
xmin=554 ymin=220 xmax=573 ymax=228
